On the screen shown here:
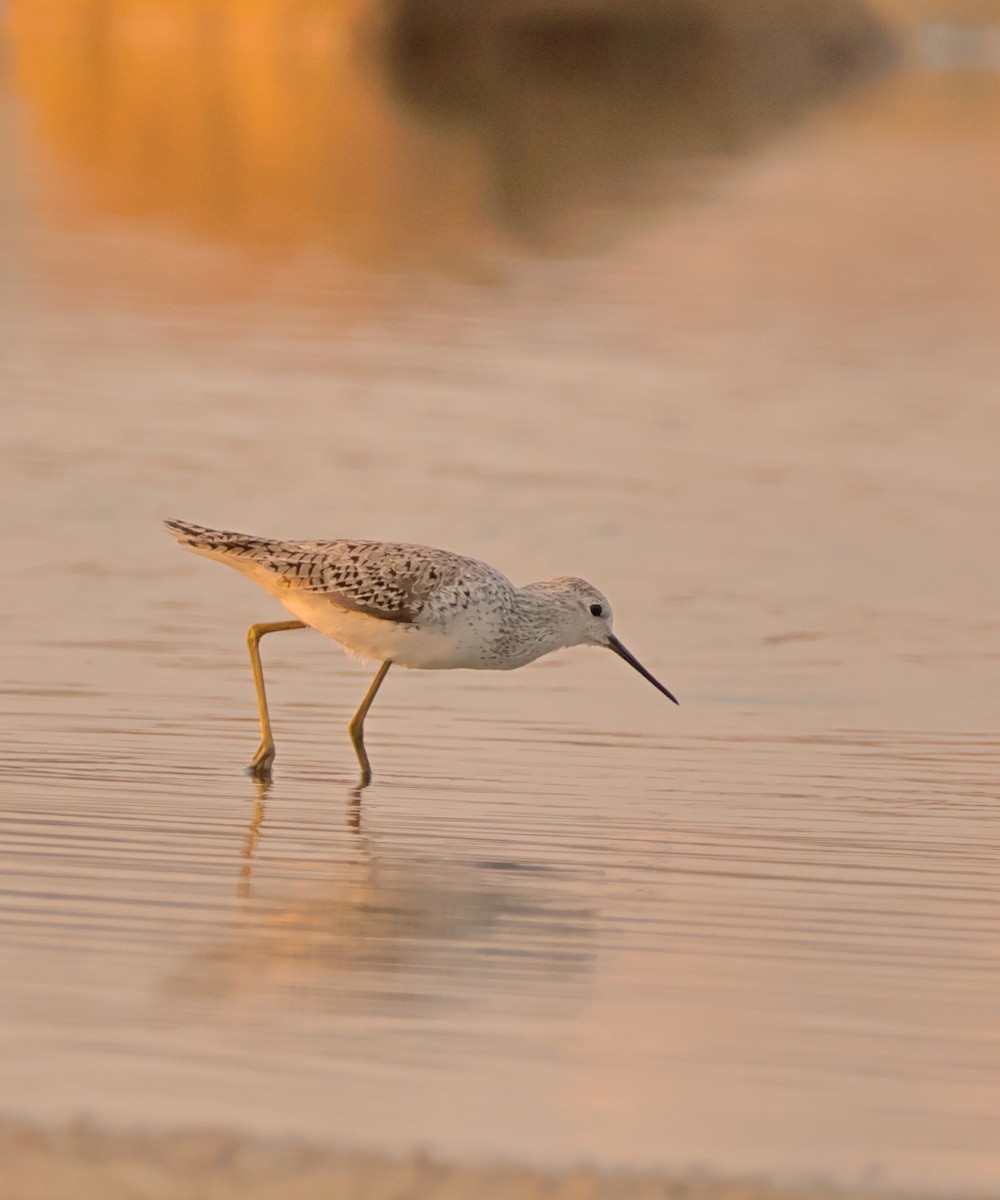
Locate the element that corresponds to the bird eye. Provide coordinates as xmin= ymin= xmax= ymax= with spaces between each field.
xmin=590 ymin=603 xmax=603 ymax=617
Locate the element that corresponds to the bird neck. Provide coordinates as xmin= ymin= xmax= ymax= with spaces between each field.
xmin=496 ymin=583 xmax=576 ymax=667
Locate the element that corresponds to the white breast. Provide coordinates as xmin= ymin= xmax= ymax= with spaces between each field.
xmin=271 ymin=589 xmax=502 ymax=670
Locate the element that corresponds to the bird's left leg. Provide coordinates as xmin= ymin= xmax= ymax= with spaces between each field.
xmin=348 ymin=661 xmax=392 ymax=787
xmin=246 ymin=619 xmax=306 ymax=779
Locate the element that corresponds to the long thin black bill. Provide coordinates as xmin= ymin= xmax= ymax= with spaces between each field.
xmin=607 ymin=634 xmax=679 ymax=705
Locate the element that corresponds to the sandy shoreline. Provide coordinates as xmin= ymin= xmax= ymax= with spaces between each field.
xmin=1 ymin=1116 xmax=995 ymax=1200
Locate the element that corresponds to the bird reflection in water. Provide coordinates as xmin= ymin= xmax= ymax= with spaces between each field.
xmin=238 ymin=778 xmax=367 ymax=903
xmin=170 ymin=779 xmax=596 ymax=1020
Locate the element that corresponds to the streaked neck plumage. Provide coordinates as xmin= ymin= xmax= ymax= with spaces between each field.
xmin=492 ymin=581 xmax=585 ymax=669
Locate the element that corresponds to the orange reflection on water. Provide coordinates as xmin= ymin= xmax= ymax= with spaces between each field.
xmin=7 ymin=0 xmax=897 ymax=289
xmin=7 ymin=0 xmax=488 ymax=270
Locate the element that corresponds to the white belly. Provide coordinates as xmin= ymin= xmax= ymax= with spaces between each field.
xmin=273 ymin=589 xmax=497 ymax=670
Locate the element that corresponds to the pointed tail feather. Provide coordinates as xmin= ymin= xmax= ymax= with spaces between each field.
xmin=164 ymin=518 xmax=280 ymax=568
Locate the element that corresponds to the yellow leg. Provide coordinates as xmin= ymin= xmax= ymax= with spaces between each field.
xmin=246 ymin=620 xmax=306 ymax=779
xmin=348 ymin=661 xmax=392 ymax=787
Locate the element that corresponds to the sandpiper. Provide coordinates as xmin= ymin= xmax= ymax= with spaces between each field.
xmin=165 ymin=518 xmax=678 ymax=783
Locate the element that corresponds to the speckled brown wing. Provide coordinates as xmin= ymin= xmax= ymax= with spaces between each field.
xmin=261 ymin=540 xmax=484 ymax=624
xmin=164 ymin=520 xmax=513 ymax=627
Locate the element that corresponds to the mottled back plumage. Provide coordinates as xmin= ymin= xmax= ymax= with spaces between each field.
xmin=164 ymin=517 xmax=511 ymax=627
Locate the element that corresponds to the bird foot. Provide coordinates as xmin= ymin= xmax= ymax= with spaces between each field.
xmin=246 ymin=745 xmax=275 ymax=781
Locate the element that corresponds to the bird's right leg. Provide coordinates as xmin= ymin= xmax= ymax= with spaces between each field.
xmin=348 ymin=660 xmax=392 ymax=788
xmin=245 ymin=620 xmax=306 ymax=779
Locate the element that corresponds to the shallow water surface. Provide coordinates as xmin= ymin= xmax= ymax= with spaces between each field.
xmin=2 ymin=1 xmax=1000 ymax=1193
